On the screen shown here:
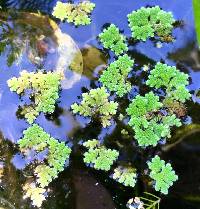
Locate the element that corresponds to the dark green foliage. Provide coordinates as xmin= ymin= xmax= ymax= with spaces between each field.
xmin=193 ymin=0 xmax=200 ymax=47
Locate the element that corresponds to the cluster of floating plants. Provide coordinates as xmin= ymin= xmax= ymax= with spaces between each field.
xmin=7 ymin=71 xmax=62 ymax=124
xmin=127 ymin=6 xmax=175 ymax=41
xmin=71 ymin=87 xmax=118 ymax=127
xmin=6 ymin=3 xmax=193 ymax=208
xmin=99 ymin=24 xmax=128 ymax=55
xmin=148 ymin=155 xmax=178 ymax=194
xmin=52 ymin=1 xmax=95 ymax=26
xmin=126 ymin=92 xmax=182 ymax=147
xmin=7 ymin=72 xmax=71 ymax=207
xmin=112 ymin=166 xmax=137 ymax=187
xmin=71 ymin=5 xmax=191 ymax=198
xmin=99 ymin=55 xmax=134 ymax=97
xmin=83 ymin=139 xmax=119 ymax=171
xmin=19 ymin=125 xmax=71 ymax=207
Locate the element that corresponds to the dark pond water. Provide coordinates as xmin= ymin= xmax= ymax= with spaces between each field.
xmin=0 ymin=0 xmax=200 ymax=208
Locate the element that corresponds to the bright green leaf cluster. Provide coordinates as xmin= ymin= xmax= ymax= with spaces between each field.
xmin=112 ymin=166 xmax=137 ymax=187
xmin=71 ymin=87 xmax=118 ymax=127
xmin=126 ymin=92 xmax=162 ymax=118
xmin=146 ymin=62 xmax=191 ymax=103
xmin=126 ymin=92 xmax=182 ymax=147
xmin=99 ymin=55 xmax=134 ymax=97
xmin=83 ymin=139 xmax=119 ymax=171
xmin=99 ymin=24 xmax=128 ymax=56
xmin=127 ymin=6 xmax=175 ymax=41
xmin=7 ymin=70 xmax=62 ymax=124
xmin=19 ymin=124 xmax=71 ymax=188
xmin=148 ymin=155 xmax=178 ymax=194
xmin=52 ymin=1 xmax=95 ymax=26
xmin=18 ymin=124 xmax=50 ymax=151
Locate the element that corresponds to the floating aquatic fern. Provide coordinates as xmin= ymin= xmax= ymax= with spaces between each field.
xmin=126 ymin=92 xmax=162 ymax=118
xmin=148 ymin=155 xmax=178 ymax=194
xmin=23 ymin=182 xmax=46 ymax=208
xmin=99 ymin=24 xmax=128 ymax=56
xmin=127 ymin=6 xmax=175 ymax=41
xmin=126 ymin=92 xmax=182 ymax=147
xmin=146 ymin=62 xmax=191 ymax=103
xmin=19 ymin=124 xmax=71 ymax=188
xmin=83 ymin=139 xmax=119 ymax=171
xmin=52 ymin=1 xmax=69 ymax=21
xmin=71 ymin=87 xmax=118 ymax=127
xmin=5 ymin=4 xmax=192 ymax=206
xmin=52 ymin=1 xmax=95 ymax=26
xmin=99 ymin=55 xmax=134 ymax=97
xmin=112 ymin=166 xmax=137 ymax=187
xmin=7 ymin=71 xmax=62 ymax=124
xmin=18 ymin=124 xmax=50 ymax=151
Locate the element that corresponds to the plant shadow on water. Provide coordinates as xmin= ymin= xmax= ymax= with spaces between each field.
xmin=0 ymin=0 xmax=200 ymax=208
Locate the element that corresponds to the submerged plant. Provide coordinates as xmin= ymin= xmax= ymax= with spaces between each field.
xmin=7 ymin=71 xmax=62 ymax=124
xmin=127 ymin=6 xmax=175 ymax=41
xmin=146 ymin=62 xmax=191 ymax=103
xmin=19 ymin=124 xmax=71 ymax=188
xmin=99 ymin=55 xmax=134 ymax=97
xmin=71 ymin=87 xmax=118 ymax=127
xmin=52 ymin=1 xmax=95 ymax=26
xmin=148 ymin=155 xmax=178 ymax=194
xmin=126 ymin=92 xmax=182 ymax=147
xmin=112 ymin=166 xmax=137 ymax=187
xmin=127 ymin=193 xmax=160 ymax=209
xmin=83 ymin=139 xmax=119 ymax=171
xmin=99 ymin=24 xmax=128 ymax=56
xmin=127 ymin=197 xmax=144 ymax=209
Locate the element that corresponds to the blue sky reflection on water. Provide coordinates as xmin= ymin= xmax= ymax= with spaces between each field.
xmin=0 ymin=0 xmax=198 ymax=144
xmin=0 ymin=0 xmax=200 ymax=209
